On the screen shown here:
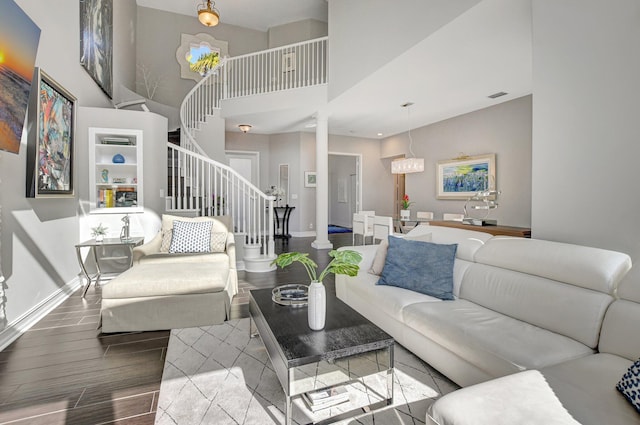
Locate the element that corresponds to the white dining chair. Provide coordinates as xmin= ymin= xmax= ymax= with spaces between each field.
xmin=352 ymin=213 xmax=374 ymax=245
xmin=417 ymin=211 xmax=434 ymax=220
xmin=443 ymin=213 xmax=464 ymax=222
xmin=373 ymin=215 xmax=394 ymax=243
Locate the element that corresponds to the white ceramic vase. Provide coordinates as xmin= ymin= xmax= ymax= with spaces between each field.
xmin=95 ymin=234 xmax=104 ymax=242
xmin=307 ymin=280 xmax=326 ymax=330
xmin=400 ymin=209 xmax=410 ymax=219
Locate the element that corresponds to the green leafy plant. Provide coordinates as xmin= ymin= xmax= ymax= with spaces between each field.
xmin=90 ymin=223 xmax=108 ymax=237
xmin=271 ymin=249 xmax=363 ymax=283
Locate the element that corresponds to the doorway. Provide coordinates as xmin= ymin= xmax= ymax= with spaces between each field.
xmin=328 ymin=153 xmax=361 ymax=228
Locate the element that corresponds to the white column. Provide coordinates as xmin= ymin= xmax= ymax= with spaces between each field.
xmin=311 ymin=112 xmax=333 ymax=250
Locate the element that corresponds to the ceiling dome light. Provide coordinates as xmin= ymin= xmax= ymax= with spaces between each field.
xmin=238 ymin=124 xmax=252 ymax=133
xmin=198 ymin=0 xmax=220 ymax=27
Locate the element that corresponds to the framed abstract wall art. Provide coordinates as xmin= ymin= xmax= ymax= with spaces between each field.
xmin=26 ymin=68 xmax=76 ymax=198
xmin=0 ymin=0 xmax=41 ymax=154
xmin=80 ymin=0 xmax=113 ymax=98
xmin=436 ymin=154 xmax=496 ymax=200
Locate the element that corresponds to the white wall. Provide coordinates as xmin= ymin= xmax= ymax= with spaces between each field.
xmin=382 ymin=95 xmax=532 ymax=227
xmin=1 ymin=0 xmax=137 ymax=332
xmin=531 ymin=0 xmax=640 ymax=284
xmin=76 ymin=107 xmax=169 ymax=245
xmin=327 ymin=0 xmax=480 ymax=101
xmin=268 ymin=19 xmax=327 ymax=48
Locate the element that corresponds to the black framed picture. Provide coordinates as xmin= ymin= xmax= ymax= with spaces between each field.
xmin=26 ymin=68 xmax=76 ymax=197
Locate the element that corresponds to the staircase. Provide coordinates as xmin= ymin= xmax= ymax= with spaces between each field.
xmin=166 ymin=37 xmax=328 ymax=272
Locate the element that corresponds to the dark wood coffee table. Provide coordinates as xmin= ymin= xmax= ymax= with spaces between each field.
xmin=249 ymin=288 xmax=394 ymax=425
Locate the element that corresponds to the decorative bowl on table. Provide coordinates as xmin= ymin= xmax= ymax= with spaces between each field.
xmin=272 ymin=284 xmax=309 ymax=307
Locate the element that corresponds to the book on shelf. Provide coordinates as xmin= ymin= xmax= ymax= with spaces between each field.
xmin=302 ymin=386 xmax=349 ymax=411
xmin=116 ymin=187 xmax=137 ymax=207
xmin=101 ymin=137 xmax=132 ymax=145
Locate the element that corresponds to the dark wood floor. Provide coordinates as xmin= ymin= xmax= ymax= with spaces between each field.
xmin=0 ymin=234 xmax=354 ymax=425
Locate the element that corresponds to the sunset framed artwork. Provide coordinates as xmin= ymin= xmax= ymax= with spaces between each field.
xmin=0 ymin=0 xmax=41 ymax=154
xmin=26 ymin=68 xmax=76 ymax=198
xmin=436 ymin=154 xmax=496 ymax=200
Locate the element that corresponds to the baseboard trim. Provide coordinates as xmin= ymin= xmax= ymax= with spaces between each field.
xmin=0 ymin=277 xmax=83 ymax=352
xmin=290 ymin=231 xmax=316 ymax=238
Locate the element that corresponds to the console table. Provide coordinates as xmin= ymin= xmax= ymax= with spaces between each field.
xmin=273 ymin=206 xmax=295 ymax=239
xmin=429 ymin=221 xmax=531 ymax=238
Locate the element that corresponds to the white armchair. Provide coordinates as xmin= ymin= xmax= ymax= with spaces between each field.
xmin=352 ymin=213 xmax=374 ymax=245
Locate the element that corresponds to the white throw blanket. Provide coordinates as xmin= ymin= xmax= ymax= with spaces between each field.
xmin=428 ymin=370 xmax=581 ymax=425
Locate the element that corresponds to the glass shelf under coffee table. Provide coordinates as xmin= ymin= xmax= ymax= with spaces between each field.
xmin=249 ymin=288 xmax=394 ymax=425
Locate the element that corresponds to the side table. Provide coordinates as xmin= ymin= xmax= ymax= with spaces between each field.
xmin=75 ymin=237 xmax=144 ymax=297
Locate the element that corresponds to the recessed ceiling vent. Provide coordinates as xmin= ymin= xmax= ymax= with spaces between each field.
xmin=488 ymin=91 xmax=508 ymax=99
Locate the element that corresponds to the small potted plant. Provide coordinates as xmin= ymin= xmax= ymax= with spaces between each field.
xmin=91 ymin=223 xmax=108 ymax=242
xmin=272 ymin=249 xmax=362 ymax=330
xmin=401 ymin=194 xmax=413 ymax=219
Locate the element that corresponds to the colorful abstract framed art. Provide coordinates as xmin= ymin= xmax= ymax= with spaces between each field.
xmin=26 ymin=68 xmax=76 ymax=198
xmin=0 ymin=0 xmax=41 ymax=155
xmin=436 ymin=154 xmax=496 ymax=200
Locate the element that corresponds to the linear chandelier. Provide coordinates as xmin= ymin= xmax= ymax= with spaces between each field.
xmin=197 ymin=0 xmax=220 ymax=27
xmin=392 ymin=102 xmax=424 ymax=174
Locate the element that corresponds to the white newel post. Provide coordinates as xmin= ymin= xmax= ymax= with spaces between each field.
xmin=312 ymin=111 xmax=333 ymax=250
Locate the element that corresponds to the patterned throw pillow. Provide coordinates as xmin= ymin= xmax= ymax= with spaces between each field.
xmin=169 ymin=220 xmax=213 ymax=253
xmin=160 ymin=229 xmax=172 ymax=253
xmin=211 ymin=232 xmax=227 ymax=253
xmin=617 ymin=358 xmax=640 ymax=413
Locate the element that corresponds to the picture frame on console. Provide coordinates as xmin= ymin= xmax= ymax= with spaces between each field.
xmin=436 ymin=153 xmax=496 ymax=200
xmin=26 ymin=68 xmax=76 ymax=198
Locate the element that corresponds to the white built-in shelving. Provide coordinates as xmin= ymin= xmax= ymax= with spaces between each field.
xmin=88 ymin=127 xmax=144 ymax=213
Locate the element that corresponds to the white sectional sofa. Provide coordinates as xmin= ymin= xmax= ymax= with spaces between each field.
xmin=335 ymin=224 xmax=637 ymax=423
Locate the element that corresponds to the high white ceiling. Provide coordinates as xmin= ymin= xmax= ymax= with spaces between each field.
xmin=137 ymin=0 xmax=532 ymax=139
xmin=136 ymin=0 xmax=328 ymax=32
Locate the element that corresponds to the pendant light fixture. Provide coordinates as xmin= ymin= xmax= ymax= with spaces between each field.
xmin=197 ymin=0 xmax=220 ymax=27
xmin=392 ymin=102 xmax=424 ymax=174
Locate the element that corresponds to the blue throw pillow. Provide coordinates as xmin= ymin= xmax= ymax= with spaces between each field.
xmin=377 ymin=236 xmax=457 ymax=300
xmin=617 ymin=358 xmax=640 ymax=413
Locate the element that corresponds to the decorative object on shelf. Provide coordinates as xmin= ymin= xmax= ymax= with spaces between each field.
xmin=112 ymin=177 xmax=126 ymax=184
xmin=112 ymin=153 xmax=125 ymax=164
xmin=238 ymin=124 xmax=252 ymax=133
xmin=26 ymin=68 xmax=76 ymax=198
xmin=197 ymin=0 xmax=220 ymax=27
xmin=391 ymin=102 xmax=424 ymax=174
xmin=304 ymin=171 xmax=317 ymax=188
xmin=101 ymin=169 xmax=109 ymax=183
xmin=120 ymin=214 xmax=132 ymax=242
xmin=436 ymin=153 xmax=496 ymax=200
xmin=271 ymin=284 xmax=308 ymax=307
xmin=463 ymin=179 xmax=501 ymax=226
xmin=80 ymin=0 xmax=113 ymax=98
xmin=271 ymin=250 xmax=362 ymax=330
xmin=400 ymin=194 xmax=413 ymax=219
xmin=91 ymin=223 xmax=108 ymax=242
xmin=0 ymin=0 xmax=40 ymax=155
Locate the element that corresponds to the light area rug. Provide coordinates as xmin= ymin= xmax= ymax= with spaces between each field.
xmin=155 ymin=318 xmax=458 ymax=425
